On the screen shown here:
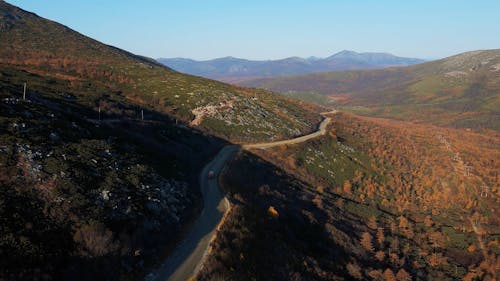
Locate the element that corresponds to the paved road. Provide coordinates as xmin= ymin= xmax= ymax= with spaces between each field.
xmin=146 ymin=145 xmax=239 ymax=281
xmin=243 ymin=111 xmax=335 ymax=150
xmin=146 ymin=110 xmax=336 ymax=281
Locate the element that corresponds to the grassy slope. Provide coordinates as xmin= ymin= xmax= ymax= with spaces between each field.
xmin=242 ymin=50 xmax=500 ymax=131
xmin=0 ymin=1 xmax=320 ymax=143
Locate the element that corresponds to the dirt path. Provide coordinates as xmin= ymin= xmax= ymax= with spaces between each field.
xmin=146 ymin=110 xmax=336 ymax=281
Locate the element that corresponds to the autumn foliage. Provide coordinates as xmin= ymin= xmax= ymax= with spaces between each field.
xmin=247 ymin=112 xmax=499 ymax=280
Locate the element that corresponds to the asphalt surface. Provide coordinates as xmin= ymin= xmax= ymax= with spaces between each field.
xmin=243 ymin=111 xmax=334 ymax=150
xmin=146 ymin=111 xmax=336 ymax=281
xmin=146 ymin=146 xmax=239 ymax=281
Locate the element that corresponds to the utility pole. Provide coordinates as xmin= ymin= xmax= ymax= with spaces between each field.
xmin=23 ymin=82 xmax=26 ymax=100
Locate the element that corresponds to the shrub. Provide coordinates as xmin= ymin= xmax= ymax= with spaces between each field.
xmin=73 ymin=222 xmax=118 ymax=257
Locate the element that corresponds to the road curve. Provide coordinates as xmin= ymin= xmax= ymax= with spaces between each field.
xmin=243 ymin=111 xmax=335 ymax=150
xmin=146 ymin=110 xmax=336 ymax=281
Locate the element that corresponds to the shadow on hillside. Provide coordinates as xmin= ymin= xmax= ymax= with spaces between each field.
xmin=0 ymin=69 xmax=233 ymax=281
xmin=197 ymin=149 xmax=363 ymax=281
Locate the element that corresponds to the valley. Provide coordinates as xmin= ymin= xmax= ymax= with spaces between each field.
xmin=0 ymin=1 xmax=499 ymax=281
xmin=148 ymin=113 xmax=334 ymax=281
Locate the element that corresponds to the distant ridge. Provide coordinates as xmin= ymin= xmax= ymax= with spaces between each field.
xmin=242 ymin=49 xmax=500 ymax=131
xmin=157 ymin=51 xmax=425 ymax=81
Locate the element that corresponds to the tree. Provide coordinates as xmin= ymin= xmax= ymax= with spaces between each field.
xmin=343 ymin=180 xmax=352 ymax=195
xmin=389 ymin=217 xmax=397 ymax=234
xmin=268 ymin=206 xmax=279 ymax=218
xmin=73 ymin=223 xmax=118 ymax=257
xmin=360 ymin=232 xmax=374 ymax=252
xmin=424 ymin=215 xmax=433 ymax=228
xmin=375 ymin=250 xmax=385 ymax=262
xmin=368 ymin=216 xmax=378 ymax=229
xmin=398 ymin=215 xmax=409 ymax=229
xmin=383 ymin=268 xmax=396 ymax=281
xmin=390 ymin=237 xmax=400 ymax=254
xmin=467 ymin=244 xmax=476 ymax=253
xmin=312 ymin=195 xmax=323 ymax=209
xmin=396 ymin=268 xmax=411 ymax=281
xmin=346 ymin=262 xmax=363 ymax=280
xmin=389 ymin=253 xmax=403 ymax=267
xmin=368 ymin=269 xmax=383 ymax=280
xmin=377 ymin=227 xmax=385 ymax=247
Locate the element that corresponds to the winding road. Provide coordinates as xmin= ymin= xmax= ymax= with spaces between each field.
xmin=146 ymin=111 xmax=336 ymax=281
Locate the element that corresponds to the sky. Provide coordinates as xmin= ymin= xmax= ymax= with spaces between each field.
xmin=8 ymin=0 xmax=500 ymax=60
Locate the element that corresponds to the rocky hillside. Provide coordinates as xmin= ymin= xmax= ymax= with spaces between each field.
xmin=242 ymin=49 xmax=500 ymax=131
xmin=158 ymin=51 xmax=423 ymax=81
xmin=0 ymin=1 xmax=321 ymax=280
xmin=0 ymin=66 xmax=229 ymax=281
xmin=0 ymin=1 xmax=320 ymax=143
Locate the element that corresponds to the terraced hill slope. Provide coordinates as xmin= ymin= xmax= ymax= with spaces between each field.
xmin=242 ymin=49 xmax=500 ymax=131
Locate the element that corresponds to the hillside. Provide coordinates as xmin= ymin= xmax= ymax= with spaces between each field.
xmin=0 ymin=66 xmax=232 ymax=281
xmin=158 ymin=51 xmax=424 ymax=81
xmin=242 ymin=49 xmax=500 ymax=131
xmin=198 ymin=112 xmax=499 ymax=281
xmin=0 ymin=1 xmax=321 ymax=280
xmin=0 ymin=1 xmax=320 ymax=143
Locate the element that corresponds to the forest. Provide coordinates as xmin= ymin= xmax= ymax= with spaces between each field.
xmin=198 ymin=113 xmax=499 ymax=280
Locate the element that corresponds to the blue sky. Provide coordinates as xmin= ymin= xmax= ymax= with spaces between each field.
xmin=8 ymin=0 xmax=500 ymax=60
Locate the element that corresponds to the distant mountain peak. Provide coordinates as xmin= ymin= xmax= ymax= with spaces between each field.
xmin=324 ymin=50 xmax=424 ymax=65
xmin=333 ymin=50 xmax=359 ymax=56
xmin=328 ymin=50 xmax=389 ymax=58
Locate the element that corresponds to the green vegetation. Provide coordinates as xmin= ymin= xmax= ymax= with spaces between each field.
xmin=292 ymin=135 xmax=373 ymax=187
xmin=278 ymin=91 xmax=332 ymax=106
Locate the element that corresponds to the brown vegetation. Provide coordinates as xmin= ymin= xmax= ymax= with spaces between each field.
xmin=204 ymin=112 xmax=499 ymax=280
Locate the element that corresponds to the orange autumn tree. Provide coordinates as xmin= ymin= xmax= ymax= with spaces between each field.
xmin=360 ymin=232 xmax=374 ymax=253
xmin=343 ymin=180 xmax=352 ymax=195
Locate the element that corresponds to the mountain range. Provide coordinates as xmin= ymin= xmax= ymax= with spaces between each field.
xmin=157 ymin=51 xmax=424 ymax=81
